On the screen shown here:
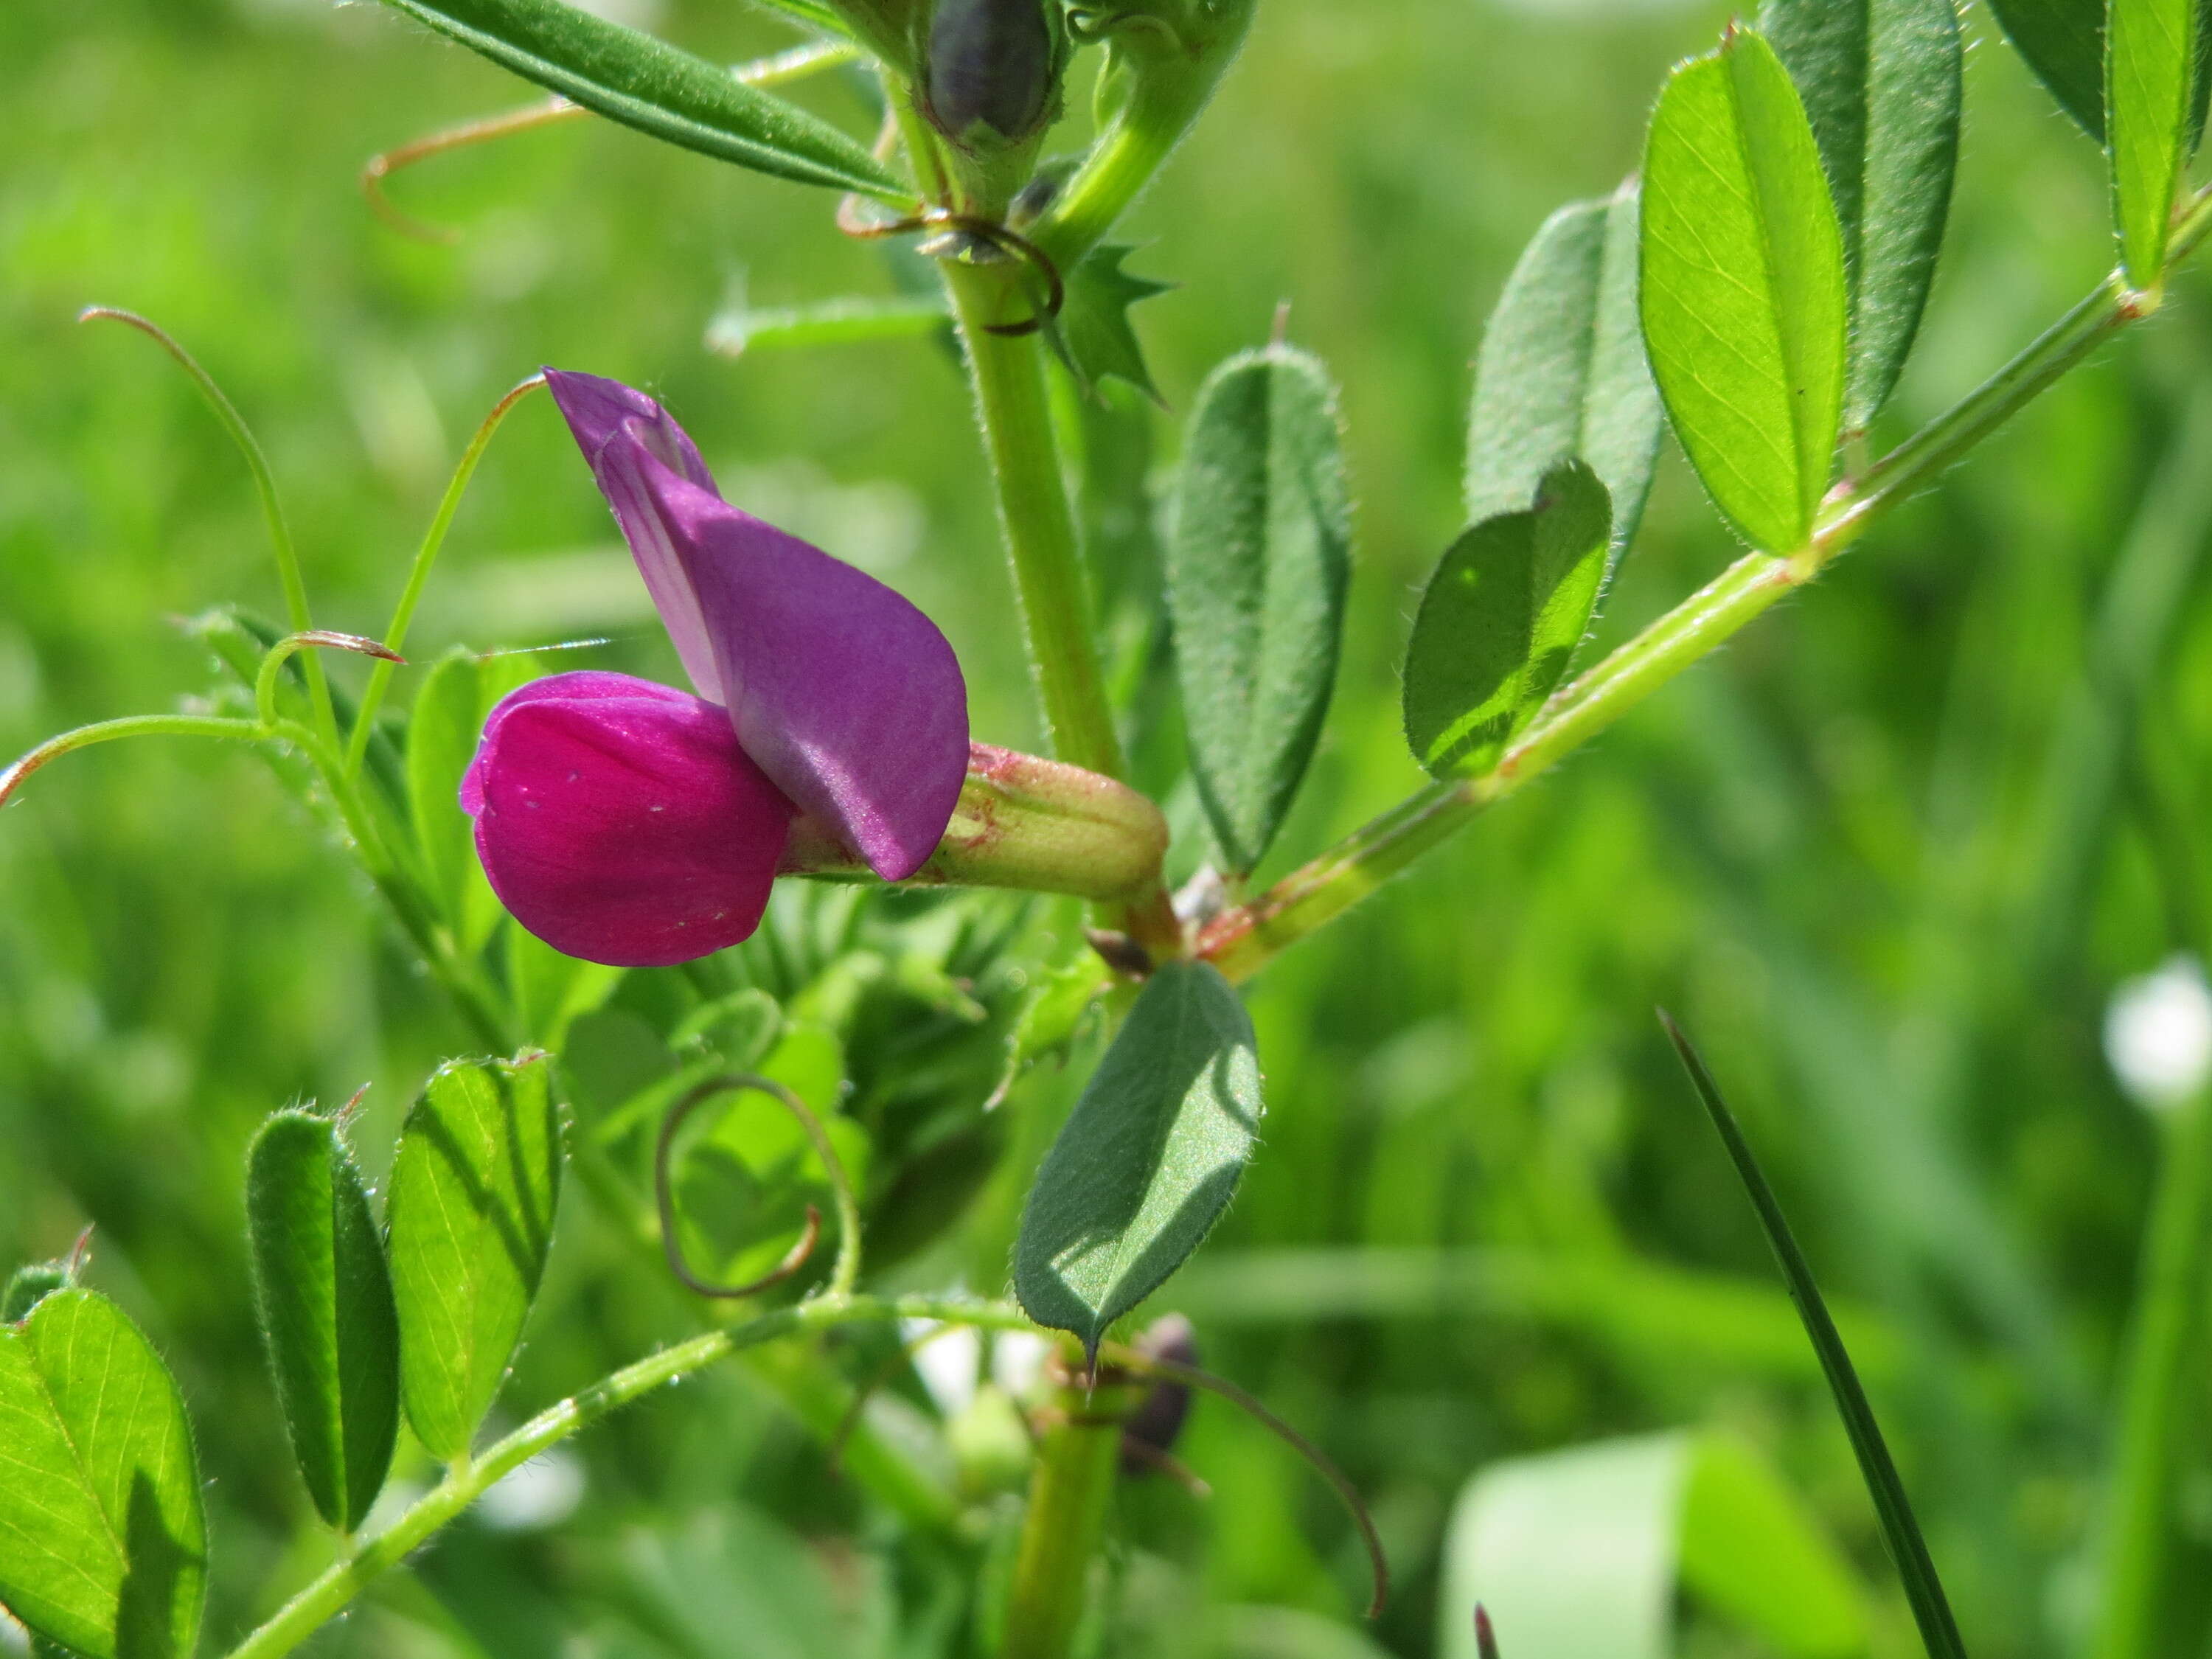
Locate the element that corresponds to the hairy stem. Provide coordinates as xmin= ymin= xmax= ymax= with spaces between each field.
xmin=1000 ymin=1377 xmax=1134 ymax=1659
xmin=1200 ymin=184 xmax=2212 ymax=984
xmin=220 ymin=1295 xmax=1042 ymax=1659
xmin=941 ymin=258 xmax=1180 ymax=954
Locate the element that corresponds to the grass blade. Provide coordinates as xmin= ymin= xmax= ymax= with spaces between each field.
xmin=1658 ymin=1010 xmax=1968 ymax=1659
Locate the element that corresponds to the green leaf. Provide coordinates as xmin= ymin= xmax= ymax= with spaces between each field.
xmin=1467 ymin=183 xmax=1662 ymax=557
xmin=246 ymin=1110 xmax=401 ymax=1534
xmin=0 ymin=1290 xmax=207 ymax=1659
xmin=378 ymin=0 xmax=902 ymax=199
xmin=1044 ymin=245 xmax=1175 ymax=400
xmin=1987 ymin=0 xmax=2108 ymax=135
xmin=2 ymin=1262 xmax=72 ymax=1325
xmin=1166 ymin=347 xmax=1352 ymax=875
xmin=1014 ymin=960 xmax=1262 ymax=1357
xmin=507 ymin=923 xmax=627 ymax=1048
xmin=386 ymin=1054 xmax=565 ymax=1461
xmin=1641 ymin=27 xmax=1848 ymax=552
xmin=1438 ymin=1430 xmax=1867 ymax=1659
xmin=1984 ymin=0 xmax=2212 ymax=142
xmin=1403 ymin=462 xmax=1614 ymax=780
xmin=1660 ymin=1014 xmax=1967 ymax=1659
xmin=1759 ymin=0 xmax=1962 ymax=427
xmin=2110 ymin=0 xmax=2202 ymax=285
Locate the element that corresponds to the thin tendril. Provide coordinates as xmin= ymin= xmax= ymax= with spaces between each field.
xmin=1099 ymin=1345 xmax=1390 ymax=1620
xmin=1 ymin=715 xmax=272 ymax=814
xmin=654 ymin=1074 xmax=863 ymax=1301
xmin=254 ymin=632 xmax=404 ymax=729
xmin=344 ymin=373 xmax=546 ymax=776
xmin=78 ymin=307 xmax=336 ymax=745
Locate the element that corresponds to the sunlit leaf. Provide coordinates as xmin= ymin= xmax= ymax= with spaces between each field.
xmin=1167 ymin=347 xmax=1352 ymax=875
xmin=1759 ymin=0 xmax=1961 ymax=426
xmin=1641 ymin=27 xmax=1848 ymax=552
xmin=1467 ymin=182 xmax=1661 ymax=557
xmin=386 ymin=1054 xmax=565 ymax=1461
xmin=246 ymin=1110 xmax=401 ymax=1533
xmin=2110 ymin=0 xmax=2202 ymax=285
xmin=1404 ymin=461 xmax=1613 ymax=780
xmin=1015 ymin=961 xmax=1262 ymax=1357
xmin=0 ymin=1290 xmax=207 ymax=1659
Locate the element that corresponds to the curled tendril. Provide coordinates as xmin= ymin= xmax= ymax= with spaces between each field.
xmin=835 ymin=198 xmax=1066 ymax=336
xmin=654 ymin=1073 xmax=863 ymax=1301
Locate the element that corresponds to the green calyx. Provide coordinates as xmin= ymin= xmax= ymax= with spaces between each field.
xmin=782 ymin=744 xmax=1172 ymax=905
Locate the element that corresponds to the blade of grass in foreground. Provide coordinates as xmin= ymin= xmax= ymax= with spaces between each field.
xmin=1658 ymin=1010 xmax=1969 ymax=1659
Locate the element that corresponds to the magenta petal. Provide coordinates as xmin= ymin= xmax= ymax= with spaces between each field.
xmin=462 ymin=670 xmax=793 ymax=968
xmin=617 ymin=436 xmax=970 ymax=883
xmin=543 ymin=369 xmax=726 ymax=704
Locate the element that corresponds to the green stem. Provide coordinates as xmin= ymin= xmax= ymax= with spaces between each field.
xmin=2091 ymin=1057 xmax=2212 ymax=1659
xmin=345 ymin=375 xmax=545 ymax=776
xmin=999 ymin=1377 xmax=1134 ymax=1659
xmin=220 ymin=1295 xmax=1041 ymax=1659
xmin=940 ymin=259 xmax=1180 ymax=954
xmin=1199 ymin=184 xmax=2212 ymax=984
xmin=943 ymin=262 xmax=1125 ymax=780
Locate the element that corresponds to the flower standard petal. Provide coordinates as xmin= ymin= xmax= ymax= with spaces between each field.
xmin=543 ymin=369 xmax=725 ymax=703
xmin=462 ymin=671 xmax=793 ymax=967
xmin=619 ymin=434 xmax=971 ymax=883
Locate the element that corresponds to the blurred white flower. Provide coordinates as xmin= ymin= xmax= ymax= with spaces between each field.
xmin=477 ymin=1447 xmax=586 ymax=1533
xmin=2105 ymin=954 xmax=2212 ymax=1110
xmin=902 ymin=1321 xmax=981 ymax=1419
xmin=991 ymin=1331 xmax=1053 ymax=1400
xmin=0 ymin=1606 xmax=29 ymax=1655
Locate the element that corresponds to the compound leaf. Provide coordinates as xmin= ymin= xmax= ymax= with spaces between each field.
xmin=1405 ymin=462 xmax=1613 ymax=780
xmin=1015 ymin=961 xmax=1262 ymax=1357
xmin=1641 ymin=28 xmax=1848 ymax=552
xmin=386 ymin=1054 xmax=565 ymax=1462
xmin=246 ymin=1110 xmax=402 ymax=1533
xmin=1759 ymin=0 xmax=1962 ymax=426
xmin=0 ymin=1290 xmax=207 ymax=1659
xmin=1468 ymin=181 xmax=1662 ymax=558
xmin=1168 ymin=347 xmax=1352 ymax=875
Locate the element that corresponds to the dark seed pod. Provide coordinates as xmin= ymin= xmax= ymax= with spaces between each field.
xmin=924 ymin=0 xmax=1058 ymax=144
xmin=1118 ymin=1312 xmax=1198 ymax=1475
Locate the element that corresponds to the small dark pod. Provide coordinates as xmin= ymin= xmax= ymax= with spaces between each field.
xmin=1118 ymin=1312 xmax=1199 ymax=1475
xmin=924 ymin=0 xmax=1057 ymax=144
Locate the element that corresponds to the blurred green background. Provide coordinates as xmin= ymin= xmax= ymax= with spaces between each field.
xmin=7 ymin=0 xmax=2212 ymax=1655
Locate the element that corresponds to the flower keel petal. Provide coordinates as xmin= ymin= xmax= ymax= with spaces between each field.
xmin=464 ymin=671 xmax=793 ymax=967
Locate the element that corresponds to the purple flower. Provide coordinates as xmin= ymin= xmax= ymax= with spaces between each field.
xmin=462 ymin=370 xmax=969 ymax=967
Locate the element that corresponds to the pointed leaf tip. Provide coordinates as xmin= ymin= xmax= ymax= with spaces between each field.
xmin=1015 ymin=961 xmax=1262 ymax=1348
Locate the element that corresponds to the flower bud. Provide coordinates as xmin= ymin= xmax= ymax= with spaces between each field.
xmin=922 ymin=0 xmax=1062 ymax=145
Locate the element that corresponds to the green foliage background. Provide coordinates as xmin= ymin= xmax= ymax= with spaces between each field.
xmin=5 ymin=0 xmax=2212 ymax=1653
